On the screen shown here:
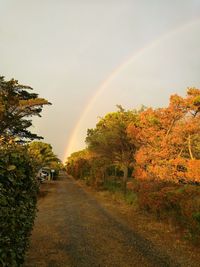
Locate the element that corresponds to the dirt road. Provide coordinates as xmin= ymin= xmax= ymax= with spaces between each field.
xmin=25 ymin=173 xmax=180 ymax=267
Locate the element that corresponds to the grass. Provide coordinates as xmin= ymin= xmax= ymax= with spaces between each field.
xmin=102 ymin=179 xmax=138 ymax=206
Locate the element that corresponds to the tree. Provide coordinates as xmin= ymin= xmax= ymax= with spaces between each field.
xmin=86 ymin=107 xmax=138 ymax=193
xmin=0 ymin=76 xmax=51 ymax=142
xmin=27 ymin=141 xmax=60 ymax=172
xmin=0 ymin=76 xmax=54 ymax=265
xmin=66 ymin=149 xmax=92 ymax=179
xmin=127 ymin=88 xmax=200 ymax=183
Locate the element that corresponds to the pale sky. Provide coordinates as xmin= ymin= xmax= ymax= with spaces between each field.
xmin=0 ymin=0 xmax=200 ymax=161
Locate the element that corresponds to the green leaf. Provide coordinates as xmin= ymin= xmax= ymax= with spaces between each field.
xmin=7 ymin=165 xmax=16 ymax=171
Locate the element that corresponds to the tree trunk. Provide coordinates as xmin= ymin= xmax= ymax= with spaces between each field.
xmin=123 ymin=166 xmax=128 ymax=195
xmin=103 ymin=168 xmax=107 ymax=184
xmin=114 ymin=166 xmax=117 ymax=181
xmin=165 ymin=118 xmax=176 ymax=138
xmin=188 ymin=134 xmax=194 ymax=160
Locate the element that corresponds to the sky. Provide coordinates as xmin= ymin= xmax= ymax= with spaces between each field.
xmin=0 ymin=0 xmax=200 ymax=162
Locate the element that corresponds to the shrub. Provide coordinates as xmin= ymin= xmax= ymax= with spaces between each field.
xmin=133 ymin=180 xmax=200 ymax=243
xmin=0 ymin=144 xmax=38 ymax=266
xmin=124 ymin=191 xmax=137 ymax=205
xmin=103 ymin=179 xmax=122 ymax=193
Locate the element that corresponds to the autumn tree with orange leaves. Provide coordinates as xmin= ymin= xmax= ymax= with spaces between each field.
xmin=128 ymin=88 xmax=200 ymax=183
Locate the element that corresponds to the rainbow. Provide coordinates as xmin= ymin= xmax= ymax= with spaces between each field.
xmin=63 ymin=18 xmax=200 ymax=162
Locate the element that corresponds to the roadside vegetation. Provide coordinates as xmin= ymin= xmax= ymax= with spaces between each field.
xmin=0 ymin=76 xmax=61 ymax=266
xmin=66 ymin=88 xmax=200 ymax=244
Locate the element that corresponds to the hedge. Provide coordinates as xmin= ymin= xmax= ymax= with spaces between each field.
xmin=0 ymin=144 xmax=38 ymax=266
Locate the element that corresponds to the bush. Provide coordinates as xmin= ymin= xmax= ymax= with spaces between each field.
xmin=0 ymin=144 xmax=38 ymax=266
xmin=124 ymin=191 xmax=137 ymax=205
xmin=103 ymin=179 xmax=122 ymax=193
xmin=133 ymin=180 xmax=200 ymax=243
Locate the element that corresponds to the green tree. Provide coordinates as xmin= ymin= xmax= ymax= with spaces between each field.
xmin=27 ymin=141 xmax=61 ymax=172
xmin=0 ymin=76 xmax=51 ymax=142
xmin=66 ymin=149 xmax=92 ymax=179
xmin=0 ymin=76 xmax=53 ymax=265
xmin=86 ymin=107 xmax=138 ymax=194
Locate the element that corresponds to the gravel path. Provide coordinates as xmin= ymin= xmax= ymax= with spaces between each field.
xmin=24 ymin=173 xmax=180 ymax=267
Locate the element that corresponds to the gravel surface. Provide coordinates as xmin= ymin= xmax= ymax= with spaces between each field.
xmin=24 ymin=173 xmax=185 ymax=267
